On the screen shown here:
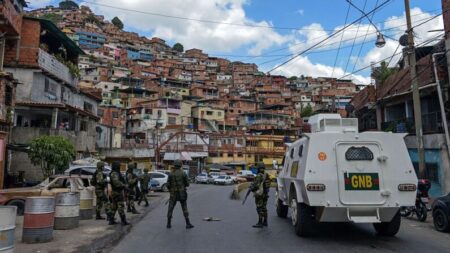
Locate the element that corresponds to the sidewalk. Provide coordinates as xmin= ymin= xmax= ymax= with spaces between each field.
xmin=13 ymin=193 xmax=164 ymax=253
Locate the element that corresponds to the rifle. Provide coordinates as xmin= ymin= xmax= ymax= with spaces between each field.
xmin=242 ymin=188 xmax=252 ymax=205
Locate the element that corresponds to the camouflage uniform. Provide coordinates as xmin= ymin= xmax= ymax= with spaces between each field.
xmin=166 ymin=160 xmax=194 ymax=229
xmin=138 ymin=169 xmax=150 ymax=207
xmin=109 ymin=161 xmax=130 ymax=225
xmin=92 ymin=162 xmax=110 ymax=220
xmin=126 ymin=163 xmax=140 ymax=214
xmin=250 ymin=162 xmax=271 ymax=228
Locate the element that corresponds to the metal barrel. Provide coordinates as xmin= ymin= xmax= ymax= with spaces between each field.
xmin=0 ymin=206 xmax=17 ymax=253
xmin=79 ymin=189 xmax=94 ymax=220
xmin=22 ymin=196 xmax=55 ymax=244
xmin=54 ymin=192 xmax=80 ymax=230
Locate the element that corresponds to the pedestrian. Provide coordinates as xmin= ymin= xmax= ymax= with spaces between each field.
xmin=166 ymin=160 xmax=194 ymax=229
xmin=126 ymin=163 xmax=140 ymax=214
xmin=138 ymin=168 xmax=150 ymax=207
xmin=91 ymin=161 xmax=110 ymax=220
xmin=109 ymin=161 xmax=130 ymax=225
xmin=250 ymin=162 xmax=271 ymax=228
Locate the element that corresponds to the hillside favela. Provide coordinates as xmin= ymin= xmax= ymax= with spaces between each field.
xmin=0 ymin=1 xmax=450 ymax=253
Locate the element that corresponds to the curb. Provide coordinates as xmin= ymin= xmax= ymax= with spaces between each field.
xmin=75 ymin=194 xmax=164 ymax=253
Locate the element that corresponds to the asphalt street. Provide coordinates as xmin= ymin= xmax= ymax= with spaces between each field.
xmin=110 ymin=184 xmax=450 ymax=253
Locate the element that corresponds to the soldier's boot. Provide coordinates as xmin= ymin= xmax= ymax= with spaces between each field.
xmin=262 ymin=214 xmax=268 ymax=227
xmin=131 ymin=207 xmax=140 ymax=214
xmin=120 ymin=214 xmax=130 ymax=226
xmin=108 ymin=215 xmax=118 ymax=225
xmin=137 ymin=200 xmax=141 ymax=206
xmin=96 ymin=211 xmax=105 ymax=220
xmin=127 ymin=206 xmax=132 ymax=213
xmin=166 ymin=218 xmax=172 ymax=229
xmin=185 ymin=218 xmax=194 ymax=229
xmin=145 ymin=200 xmax=149 ymax=207
xmin=252 ymin=216 xmax=263 ymax=228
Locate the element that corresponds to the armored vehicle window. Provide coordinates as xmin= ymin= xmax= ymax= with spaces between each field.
xmin=298 ymin=145 xmax=303 ymax=157
xmin=345 ymin=146 xmax=373 ymax=161
xmin=290 ymin=148 xmax=294 ymax=159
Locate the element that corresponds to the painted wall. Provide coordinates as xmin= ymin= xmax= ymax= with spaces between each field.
xmin=408 ymin=149 xmax=444 ymax=197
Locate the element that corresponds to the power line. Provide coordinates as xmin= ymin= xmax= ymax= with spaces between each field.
xmin=267 ymin=0 xmax=392 ymax=74
xmin=331 ymin=1 xmax=352 ymax=77
xmin=344 ymin=0 xmax=368 ymax=73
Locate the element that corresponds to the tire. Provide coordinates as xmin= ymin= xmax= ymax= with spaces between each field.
xmin=290 ymin=196 xmax=314 ymax=237
xmin=415 ymin=203 xmax=428 ymax=222
xmin=161 ymin=184 xmax=169 ymax=192
xmin=373 ymin=211 xmax=401 ymax=236
xmin=433 ymin=208 xmax=450 ymax=232
xmin=400 ymin=207 xmax=412 ymax=217
xmin=7 ymin=199 xmax=25 ymax=216
xmin=276 ymin=198 xmax=288 ymax=218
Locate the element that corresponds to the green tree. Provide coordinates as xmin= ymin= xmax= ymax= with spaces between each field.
xmin=301 ymin=104 xmax=313 ymax=118
xmin=41 ymin=13 xmax=62 ymax=25
xmin=28 ymin=135 xmax=76 ymax=179
xmin=372 ymin=61 xmax=398 ymax=85
xmin=85 ymin=14 xmax=101 ymax=25
xmin=288 ymin=76 xmax=298 ymax=81
xmin=59 ymin=0 xmax=79 ymax=10
xmin=112 ymin=17 xmax=124 ymax=29
xmin=172 ymin=42 xmax=184 ymax=53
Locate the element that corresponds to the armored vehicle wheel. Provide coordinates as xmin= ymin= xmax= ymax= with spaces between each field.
xmin=276 ymin=198 xmax=288 ymax=218
xmin=291 ymin=197 xmax=313 ymax=237
xmin=373 ymin=211 xmax=401 ymax=236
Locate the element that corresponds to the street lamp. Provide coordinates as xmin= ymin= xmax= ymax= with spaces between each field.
xmin=375 ymin=32 xmax=386 ymax=48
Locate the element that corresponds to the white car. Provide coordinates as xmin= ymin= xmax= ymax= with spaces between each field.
xmin=149 ymin=172 xmax=169 ymax=192
xmin=214 ymin=175 xmax=234 ymax=185
xmin=195 ymin=173 xmax=213 ymax=184
xmin=64 ymin=164 xmax=111 ymax=176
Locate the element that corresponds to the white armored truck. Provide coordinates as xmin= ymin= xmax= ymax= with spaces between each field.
xmin=276 ymin=114 xmax=417 ymax=237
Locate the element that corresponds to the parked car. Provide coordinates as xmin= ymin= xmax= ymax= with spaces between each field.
xmin=432 ymin=193 xmax=450 ymax=232
xmin=148 ymin=179 xmax=160 ymax=191
xmin=195 ymin=173 xmax=213 ymax=184
xmin=209 ymin=172 xmax=224 ymax=180
xmin=0 ymin=175 xmax=93 ymax=215
xmin=214 ymin=175 xmax=234 ymax=185
xmin=237 ymin=170 xmax=255 ymax=182
xmin=149 ymin=172 xmax=169 ymax=192
xmin=156 ymin=170 xmax=171 ymax=176
xmin=64 ymin=164 xmax=111 ymax=176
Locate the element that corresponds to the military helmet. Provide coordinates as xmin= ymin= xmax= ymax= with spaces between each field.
xmin=173 ymin=159 xmax=182 ymax=168
xmin=256 ymin=162 xmax=265 ymax=171
xmin=144 ymin=168 xmax=149 ymax=172
xmin=96 ymin=161 xmax=105 ymax=169
xmin=111 ymin=161 xmax=121 ymax=171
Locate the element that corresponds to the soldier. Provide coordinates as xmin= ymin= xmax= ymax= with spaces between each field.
xmin=166 ymin=160 xmax=194 ymax=229
xmin=126 ymin=163 xmax=140 ymax=214
xmin=138 ymin=168 xmax=150 ymax=207
xmin=109 ymin=161 xmax=130 ymax=225
xmin=250 ymin=162 xmax=271 ymax=228
xmin=91 ymin=161 xmax=109 ymax=220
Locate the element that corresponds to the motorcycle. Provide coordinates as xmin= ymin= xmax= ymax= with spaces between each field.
xmin=400 ymin=179 xmax=431 ymax=222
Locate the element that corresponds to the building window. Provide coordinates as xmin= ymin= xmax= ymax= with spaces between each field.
xmin=237 ymin=153 xmax=243 ymax=157
xmin=145 ymin=109 xmax=152 ymax=114
xmin=112 ymin=111 xmax=119 ymax=119
xmin=206 ymin=111 xmax=213 ymax=116
xmin=218 ymin=112 xmax=222 ymax=116
xmin=80 ymin=121 xmax=88 ymax=131
xmin=228 ymin=153 xmax=233 ymax=157
xmin=5 ymin=86 xmax=12 ymax=106
xmin=84 ymin=102 xmax=94 ymax=113
xmin=98 ymin=109 xmax=104 ymax=117
xmin=44 ymin=78 xmax=57 ymax=96
xmin=168 ymin=117 xmax=176 ymax=125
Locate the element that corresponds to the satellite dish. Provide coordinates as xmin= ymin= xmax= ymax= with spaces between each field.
xmin=399 ymin=33 xmax=408 ymax=47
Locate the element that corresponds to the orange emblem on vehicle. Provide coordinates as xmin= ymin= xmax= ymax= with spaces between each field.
xmin=318 ymin=152 xmax=327 ymax=161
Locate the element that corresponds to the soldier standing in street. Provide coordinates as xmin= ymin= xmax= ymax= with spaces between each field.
xmin=126 ymin=163 xmax=140 ymax=214
xmin=91 ymin=161 xmax=109 ymax=220
xmin=250 ymin=162 xmax=271 ymax=228
xmin=166 ymin=160 xmax=194 ymax=229
xmin=109 ymin=161 xmax=130 ymax=225
xmin=138 ymin=168 xmax=150 ymax=207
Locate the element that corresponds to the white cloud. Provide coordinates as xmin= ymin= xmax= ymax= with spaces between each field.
xmin=28 ymin=0 xmax=53 ymax=9
xmin=81 ymin=0 xmax=287 ymax=55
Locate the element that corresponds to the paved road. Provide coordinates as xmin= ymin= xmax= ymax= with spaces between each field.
xmin=111 ymin=184 xmax=450 ymax=253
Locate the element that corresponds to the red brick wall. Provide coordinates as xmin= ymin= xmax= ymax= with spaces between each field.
xmin=443 ymin=0 xmax=450 ymax=38
xmin=4 ymin=19 xmax=40 ymax=67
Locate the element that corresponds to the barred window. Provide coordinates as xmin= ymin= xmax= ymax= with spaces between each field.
xmin=345 ymin=146 xmax=373 ymax=161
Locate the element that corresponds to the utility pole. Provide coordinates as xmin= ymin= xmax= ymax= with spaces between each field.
xmin=405 ymin=0 xmax=426 ymax=178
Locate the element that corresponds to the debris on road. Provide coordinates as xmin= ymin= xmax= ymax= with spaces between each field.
xmin=203 ymin=217 xmax=222 ymax=222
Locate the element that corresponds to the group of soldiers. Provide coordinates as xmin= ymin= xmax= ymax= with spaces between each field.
xmin=91 ymin=161 xmax=151 ymax=226
xmin=91 ymin=159 xmax=268 ymax=229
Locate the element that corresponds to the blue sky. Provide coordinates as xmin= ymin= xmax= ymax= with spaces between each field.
xmin=28 ymin=0 xmax=445 ymax=83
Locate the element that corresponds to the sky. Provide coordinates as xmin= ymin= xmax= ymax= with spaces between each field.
xmin=27 ymin=0 xmax=445 ymax=84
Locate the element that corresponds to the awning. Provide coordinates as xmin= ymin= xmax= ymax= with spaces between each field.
xmin=207 ymin=163 xmax=233 ymax=170
xmin=163 ymin=152 xmax=192 ymax=161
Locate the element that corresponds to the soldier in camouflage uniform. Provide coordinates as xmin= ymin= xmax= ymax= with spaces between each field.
xmin=109 ymin=161 xmax=130 ymax=225
xmin=126 ymin=163 xmax=140 ymax=214
xmin=166 ymin=160 xmax=194 ymax=229
xmin=250 ymin=162 xmax=271 ymax=228
xmin=91 ymin=161 xmax=109 ymax=220
xmin=138 ymin=168 xmax=150 ymax=207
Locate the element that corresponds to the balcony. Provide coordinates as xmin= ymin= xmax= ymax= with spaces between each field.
xmin=38 ymin=49 xmax=77 ymax=86
xmin=0 ymin=0 xmax=23 ymax=35
xmin=381 ymin=112 xmax=443 ymax=134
